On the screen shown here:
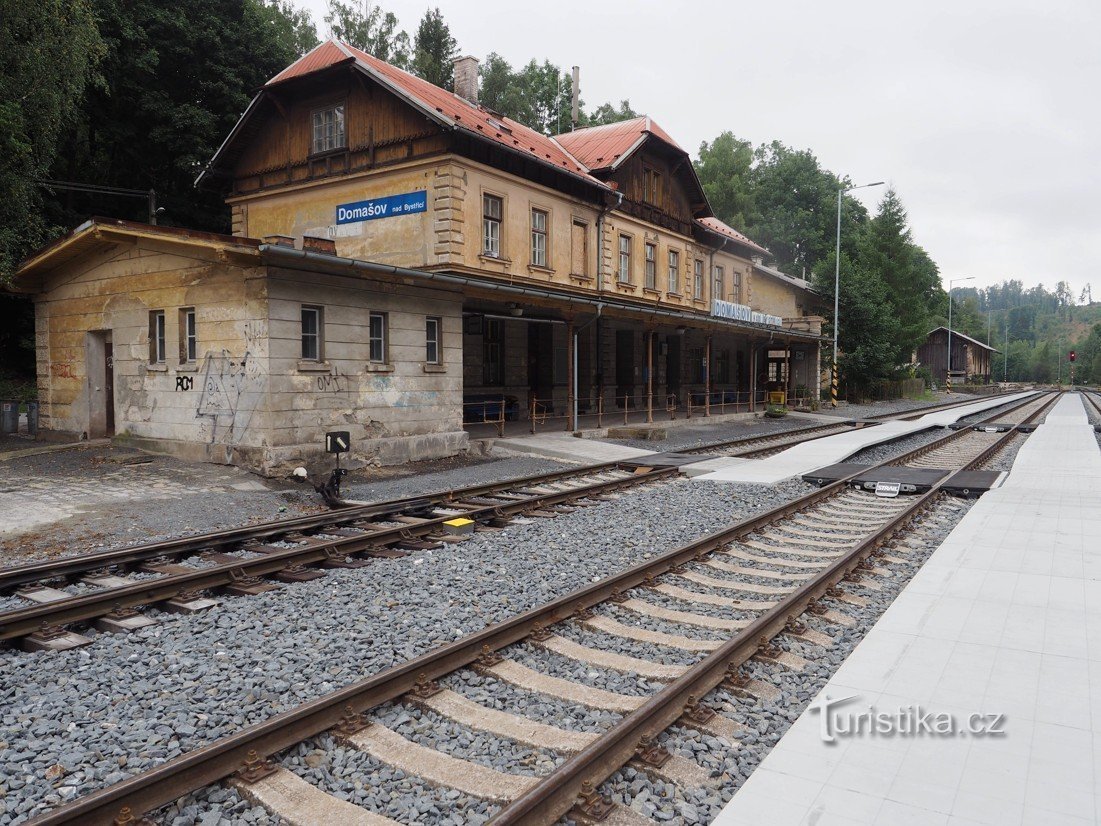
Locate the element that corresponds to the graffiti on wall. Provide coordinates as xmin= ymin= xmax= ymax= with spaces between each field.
xmin=175 ymin=376 xmax=194 ymax=391
xmin=195 ymin=321 xmax=267 ymax=445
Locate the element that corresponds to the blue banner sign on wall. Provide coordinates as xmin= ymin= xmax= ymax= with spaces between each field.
xmin=336 ymin=190 xmax=428 ymax=225
xmin=711 ymin=299 xmax=782 ymax=327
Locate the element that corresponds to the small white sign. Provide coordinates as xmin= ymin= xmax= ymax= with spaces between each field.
xmin=875 ymin=481 xmax=901 ymax=498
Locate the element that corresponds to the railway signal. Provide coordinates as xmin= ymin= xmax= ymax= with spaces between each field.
xmin=1069 ymin=350 xmax=1076 ymax=362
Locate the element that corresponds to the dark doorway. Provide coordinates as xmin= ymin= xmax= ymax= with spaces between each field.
xmin=666 ymin=335 xmax=682 ymax=403
xmin=86 ymin=330 xmax=115 ymax=438
xmin=615 ymin=329 xmax=635 ymax=406
xmin=527 ymin=323 xmax=554 ymax=411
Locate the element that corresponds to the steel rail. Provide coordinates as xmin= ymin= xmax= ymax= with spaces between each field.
xmin=680 ymin=389 xmax=1023 ymax=458
xmin=0 ymin=459 xmax=658 ymax=593
xmin=492 ymin=390 xmax=1060 ymax=824
xmin=0 ymin=465 xmax=679 ymax=641
xmin=21 ymin=392 xmax=1054 ymax=825
xmin=0 ymin=390 xmax=1020 ymax=594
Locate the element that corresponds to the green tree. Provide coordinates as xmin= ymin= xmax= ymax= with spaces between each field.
xmin=255 ymin=0 xmax=319 ymax=57
xmin=857 ymin=189 xmax=943 ymax=365
xmin=411 ymin=8 xmax=457 ymax=89
xmin=747 ymin=142 xmax=865 ymax=278
xmin=325 ymin=0 xmax=410 ymax=68
xmin=478 ymin=56 xmax=573 ymax=134
xmin=695 ymin=132 xmax=755 ymax=232
xmin=0 ymin=0 xmax=104 ymax=281
xmin=582 ymin=99 xmax=639 ymax=127
xmin=813 ymin=250 xmax=901 ymax=393
xmin=45 ymin=0 xmax=310 ymax=235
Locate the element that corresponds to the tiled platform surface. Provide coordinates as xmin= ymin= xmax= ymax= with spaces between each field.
xmin=694 ymin=392 xmax=1037 ymax=484
xmin=715 ymin=392 xmax=1101 ymax=826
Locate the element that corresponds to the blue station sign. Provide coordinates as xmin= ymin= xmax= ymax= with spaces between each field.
xmin=336 ymin=190 xmax=427 ymax=225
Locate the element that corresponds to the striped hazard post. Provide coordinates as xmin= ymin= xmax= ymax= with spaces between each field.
xmin=946 ymin=372 xmax=952 ymax=394
xmin=830 ymin=365 xmax=839 ymax=407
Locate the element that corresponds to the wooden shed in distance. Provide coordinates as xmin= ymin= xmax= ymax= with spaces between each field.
xmin=916 ymin=327 xmax=997 ymax=385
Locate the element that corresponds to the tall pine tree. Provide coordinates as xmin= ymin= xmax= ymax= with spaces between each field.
xmin=411 ymin=8 xmax=457 ymax=90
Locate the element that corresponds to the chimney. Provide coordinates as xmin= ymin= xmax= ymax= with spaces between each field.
xmin=452 ymin=55 xmax=480 ymax=104
xmin=571 ymin=66 xmax=580 ymax=130
xmin=302 ymin=235 xmax=337 ymax=256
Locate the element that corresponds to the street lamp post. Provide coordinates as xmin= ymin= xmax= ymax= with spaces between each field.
xmin=946 ymin=276 xmax=975 ymax=393
xmin=832 ymin=180 xmax=885 ymax=406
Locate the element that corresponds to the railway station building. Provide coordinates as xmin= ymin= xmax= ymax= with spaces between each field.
xmin=11 ymin=40 xmax=825 ymax=475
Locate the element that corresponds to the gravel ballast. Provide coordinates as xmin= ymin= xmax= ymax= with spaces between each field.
xmin=0 ymin=476 xmax=812 ymax=825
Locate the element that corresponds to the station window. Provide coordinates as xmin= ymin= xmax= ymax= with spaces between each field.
xmin=644 ymin=243 xmax=656 ymax=289
xmin=731 ymin=269 xmax=742 ymax=304
xmin=149 ymin=310 xmax=166 ymax=364
xmin=618 ymin=235 xmax=632 ymax=283
xmin=483 ymin=194 xmax=503 ymax=257
xmin=311 ymin=104 xmax=345 ymax=154
xmin=571 ymin=219 xmax=588 ymax=277
xmin=531 ymin=208 xmax=548 ymax=267
xmin=301 ymin=306 xmax=323 ymax=361
xmin=483 ymin=318 xmax=503 ymax=385
xmin=179 ymin=308 xmax=196 ymax=363
xmin=693 ymin=259 xmax=703 ymax=299
xmin=369 ymin=312 xmax=388 ymax=363
xmin=713 ymin=265 xmax=725 ymax=302
xmin=425 ymin=316 xmax=441 ymax=364
xmin=668 ymin=250 xmax=680 ymax=293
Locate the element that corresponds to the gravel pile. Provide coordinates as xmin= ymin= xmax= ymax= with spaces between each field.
xmin=0 ymin=476 xmax=813 ymax=825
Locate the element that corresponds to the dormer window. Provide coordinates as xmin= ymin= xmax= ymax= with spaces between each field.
xmin=311 ymin=104 xmax=345 ymax=154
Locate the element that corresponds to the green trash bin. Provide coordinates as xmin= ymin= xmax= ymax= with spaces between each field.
xmin=0 ymin=400 xmax=18 ymax=434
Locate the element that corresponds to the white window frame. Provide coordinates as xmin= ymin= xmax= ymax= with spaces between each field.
xmin=483 ymin=194 xmax=503 ymax=257
xmin=693 ymin=259 xmax=704 ymax=299
xmin=644 ymin=242 xmax=657 ymax=289
xmin=301 ymin=306 xmax=322 ymax=361
xmin=667 ymin=249 xmax=680 ymax=293
xmin=425 ymin=316 xmax=441 ymax=365
xmin=618 ymin=234 xmax=632 ymax=283
xmin=179 ymin=307 xmax=196 ymax=363
xmin=149 ymin=310 xmax=166 ymax=364
xmin=530 ymin=208 xmax=548 ymax=267
xmin=713 ymin=265 xmax=725 ymax=302
xmin=731 ymin=269 xmax=742 ymax=304
xmin=369 ymin=311 xmax=388 ymax=363
xmin=310 ymin=104 xmax=346 ymax=155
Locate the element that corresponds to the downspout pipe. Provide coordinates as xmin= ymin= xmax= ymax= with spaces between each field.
xmin=596 ymin=191 xmax=624 ymax=293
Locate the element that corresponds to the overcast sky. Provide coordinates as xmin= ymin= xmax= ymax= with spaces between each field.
xmin=298 ymin=0 xmax=1100 ymax=298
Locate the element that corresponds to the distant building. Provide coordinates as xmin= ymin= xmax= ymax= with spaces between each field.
xmin=916 ymin=327 xmax=997 ymax=384
xmin=11 ymin=41 xmax=825 ymax=474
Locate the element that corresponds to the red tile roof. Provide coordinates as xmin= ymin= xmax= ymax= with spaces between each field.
xmin=696 ymin=217 xmax=769 ymax=256
xmin=266 ymin=40 xmax=604 ymax=189
xmin=553 ymin=116 xmax=685 ymax=170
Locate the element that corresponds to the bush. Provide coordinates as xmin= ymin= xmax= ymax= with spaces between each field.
xmin=764 ymin=404 xmax=788 ymax=418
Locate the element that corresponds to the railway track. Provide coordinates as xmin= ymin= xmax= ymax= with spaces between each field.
xmin=23 ymin=391 xmax=1057 ymax=825
xmin=0 ymin=462 xmax=681 ymax=650
xmin=0 ymin=391 xmax=1022 ymax=652
xmin=680 ymin=389 xmax=1023 ymax=459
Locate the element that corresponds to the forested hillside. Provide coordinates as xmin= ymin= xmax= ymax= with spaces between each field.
xmin=0 ymin=1 xmax=1090 ymax=399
